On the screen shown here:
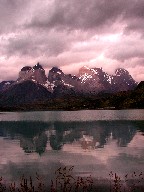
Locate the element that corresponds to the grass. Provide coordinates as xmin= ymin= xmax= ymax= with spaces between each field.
xmin=0 ymin=167 xmax=144 ymax=192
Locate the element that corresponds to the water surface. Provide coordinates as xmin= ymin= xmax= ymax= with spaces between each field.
xmin=0 ymin=110 xmax=144 ymax=186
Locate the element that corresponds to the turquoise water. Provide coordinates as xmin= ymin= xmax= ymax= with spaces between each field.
xmin=0 ymin=110 xmax=144 ymax=186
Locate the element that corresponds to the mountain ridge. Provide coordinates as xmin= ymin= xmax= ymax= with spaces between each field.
xmin=0 ymin=63 xmax=138 ymax=94
xmin=0 ymin=63 xmax=142 ymax=110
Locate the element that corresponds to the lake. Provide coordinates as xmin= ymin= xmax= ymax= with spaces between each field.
xmin=0 ymin=109 xmax=144 ymax=189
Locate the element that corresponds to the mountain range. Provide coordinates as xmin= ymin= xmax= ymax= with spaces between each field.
xmin=0 ymin=63 xmax=143 ymax=110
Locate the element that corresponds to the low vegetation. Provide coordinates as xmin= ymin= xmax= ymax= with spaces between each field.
xmin=0 ymin=167 xmax=144 ymax=192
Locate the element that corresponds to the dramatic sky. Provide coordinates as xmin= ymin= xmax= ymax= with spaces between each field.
xmin=0 ymin=0 xmax=144 ymax=82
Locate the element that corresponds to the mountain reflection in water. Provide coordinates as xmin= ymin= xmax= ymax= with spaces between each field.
xmin=0 ymin=121 xmax=143 ymax=154
xmin=0 ymin=120 xmax=144 ymax=186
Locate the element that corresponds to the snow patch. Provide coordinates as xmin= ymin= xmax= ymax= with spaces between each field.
xmin=91 ymin=69 xmax=98 ymax=74
xmin=64 ymin=83 xmax=74 ymax=87
xmin=5 ymin=82 xmax=10 ymax=85
xmin=107 ymin=76 xmax=112 ymax=84
xmin=79 ymin=73 xmax=93 ymax=83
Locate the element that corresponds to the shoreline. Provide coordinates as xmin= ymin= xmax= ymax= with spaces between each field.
xmin=0 ymin=106 xmax=144 ymax=112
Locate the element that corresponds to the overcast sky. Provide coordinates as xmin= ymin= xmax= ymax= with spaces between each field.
xmin=0 ymin=0 xmax=144 ymax=82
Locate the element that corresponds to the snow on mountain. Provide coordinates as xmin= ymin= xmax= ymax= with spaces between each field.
xmin=79 ymin=66 xmax=93 ymax=83
xmin=0 ymin=80 xmax=52 ymax=106
xmin=0 ymin=64 xmax=138 ymax=99
xmin=0 ymin=81 xmax=15 ymax=92
xmin=110 ymin=68 xmax=137 ymax=92
xmin=18 ymin=63 xmax=47 ymax=84
xmin=78 ymin=66 xmax=137 ymax=93
xmin=48 ymin=67 xmax=79 ymax=89
xmin=17 ymin=63 xmax=54 ymax=92
xmin=47 ymin=65 xmax=137 ymax=94
xmin=78 ymin=66 xmax=112 ymax=92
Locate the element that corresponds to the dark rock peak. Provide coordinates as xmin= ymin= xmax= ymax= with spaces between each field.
xmin=68 ymin=74 xmax=78 ymax=80
xmin=21 ymin=63 xmax=44 ymax=71
xmin=115 ymin=68 xmax=129 ymax=76
xmin=71 ymin=75 xmax=78 ymax=80
xmin=33 ymin=63 xmax=44 ymax=70
xmin=21 ymin=66 xmax=32 ymax=71
xmin=48 ymin=67 xmax=64 ymax=84
xmin=50 ymin=67 xmax=63 ymax=74
xmin=136 ymin=81 xmax=144 ymax=90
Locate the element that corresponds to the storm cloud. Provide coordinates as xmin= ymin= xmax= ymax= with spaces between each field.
xmin=0 ymin=0 xmax=144 ymax=82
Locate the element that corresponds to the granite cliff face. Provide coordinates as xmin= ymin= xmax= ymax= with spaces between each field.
xmin=17 ymin=63 xmax=54 ymax=93
xmin=78 ymin=66 xmax=137 ymax=93
xmin=110 ymin=68 xmax=137 ymax=92
xmin=5 ymin=63 xmax=136 ymax=96
xmin=18 ymin=63 xmax=47 ymax=84
xmin=48 ymin=66 xmax=137 ymax=95
xmin=78 ymin=66 xmax=108 ymax=94
xmin=48 ymin=67 xmax=79 ymax=88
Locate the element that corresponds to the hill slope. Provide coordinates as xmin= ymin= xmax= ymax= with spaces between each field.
xmin=0 ymin=80 xmax=52 ymax=107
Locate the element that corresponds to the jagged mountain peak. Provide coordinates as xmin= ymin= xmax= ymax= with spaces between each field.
xmin=1 ymin=64 xmax=138 ymax=102
xmin=72 ymin=65 xmax=137 ymax=93
xmin=0 ymin=64 xmax=140 ymax=107
xmin=79 ymin=66 xmax=91 ymax=75
xmin=81 ymin=65 xmax=90 ymax=70
xmin=33 ymin=63 xmax=44 ymax=70
xmin=48 ymin=67 xmax=64 ymax=84
xmin=21 ymin=66 xmax=32 ymax=71
xmin=20 ymin=63 xmax=44 ymax=72
xmin=50 ymin=67 xmax=64 ymax=74
xmin=18 ymin=63 xmax=47 ymax=85
xmin=115 ymin=68 xmax=129 ymax=76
